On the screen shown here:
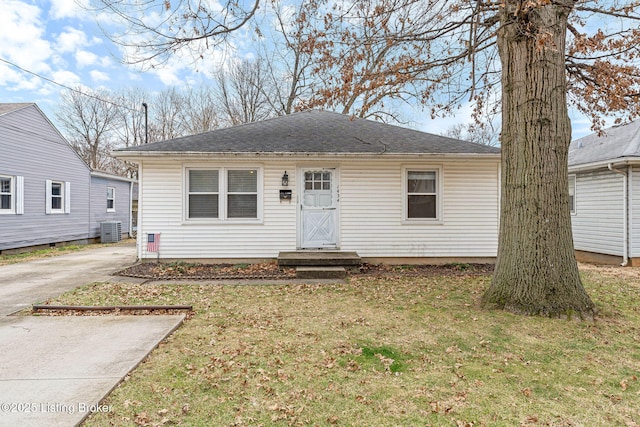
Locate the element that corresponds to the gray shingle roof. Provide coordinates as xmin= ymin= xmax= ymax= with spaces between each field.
xmin=569 ymin=119 xmax=640 ymax=166
xmin=0 ymin=103 xmax=34 ymax=116
xmin=116 ymin=110 xmax=500 ymax=156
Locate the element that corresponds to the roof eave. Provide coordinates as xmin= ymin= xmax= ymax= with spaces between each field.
xmin=568 ymin=157 xmax=640 ymax=173
xmin=113 ymin=150 xmax=500 ymax=160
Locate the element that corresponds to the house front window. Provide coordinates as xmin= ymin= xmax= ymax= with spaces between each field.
xmin=227 ymin=169 xmax=257 ymax=218
xmin=107 ymin=187 xmax=116 ymax=212
xmin=404 ymin=167 xmax=442 ymax=222
xmin=186 ymin=167 xmax=261 ymax=221
xmin=0 ymin=175 xmax=13 ymax=212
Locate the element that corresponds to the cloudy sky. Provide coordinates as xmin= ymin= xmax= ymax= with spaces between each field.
xmin=0 ymin=0 xmax=597 ymax=140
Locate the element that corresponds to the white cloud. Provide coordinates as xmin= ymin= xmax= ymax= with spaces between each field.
xmin=49 ymin=0 xmax=89 ymax=19
xmin=56 ymin=27 xmax=89 ymax=53
xmin=0 ymin=1 xmax=52 ymax=73
xmin=90 ymin=70 xmax=110 ymax=83
xmin=76 ymin=50 xmax=98 ymax=67
xmin=51 ymin=70 xmax=81 ymax=87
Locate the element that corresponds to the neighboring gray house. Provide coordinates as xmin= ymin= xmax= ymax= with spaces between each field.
xmin=115 ymin=110 xmax=501 ymax=263
xmin=0 ymin=103 xmax=134 ymax=253
xmin=569 ymin=119 xmax=640 ymax=265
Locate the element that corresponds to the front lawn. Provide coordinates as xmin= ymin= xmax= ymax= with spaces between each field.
xmin=43 ymin=265 xmax=640 ymax=426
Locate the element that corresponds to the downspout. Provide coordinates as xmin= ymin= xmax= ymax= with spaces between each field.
xmin=129 ymin=180 xmax=133 ymax=239
xmin=608 ymin=163 xmax=629 ymax=266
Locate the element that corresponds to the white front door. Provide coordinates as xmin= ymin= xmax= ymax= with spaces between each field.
xmin=300 ymin=168 xmax=338 ymax=249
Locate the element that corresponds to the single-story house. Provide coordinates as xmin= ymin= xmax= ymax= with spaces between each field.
xmin=0 ymin=103 xmax=135 ymax=253
xmin=569 ymin=119 xmax=640 ymax=266
xmin=114 ymin=110 xmax=501 ymax=263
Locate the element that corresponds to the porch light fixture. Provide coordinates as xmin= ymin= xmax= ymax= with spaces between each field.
xmin=282 ymin=171 xmax=289 ymax=187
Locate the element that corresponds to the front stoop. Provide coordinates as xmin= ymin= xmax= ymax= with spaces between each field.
xmin=278 ymin=251 xmax=360 ymax=279
xmin=295 ymin=266 xmax=346 ymax=279
xmin=277 ymin=251 xmax=361 ymax=267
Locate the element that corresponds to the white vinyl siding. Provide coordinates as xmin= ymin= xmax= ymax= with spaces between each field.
xmin=136 ymin=157 xmax=499 ymax=260
xmin=571 ymin=171 xmax=625 ymax=256
xmin=341 ymin=160 xmax=499 ymax=258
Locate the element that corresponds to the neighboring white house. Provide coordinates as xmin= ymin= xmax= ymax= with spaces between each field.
xmin=0 ymin=103 xmax=135 ymax=253
xmin=114 ymin=110 xmax=501 ymax=263
xmin=569 ymin=119 xmax=640 ymax=266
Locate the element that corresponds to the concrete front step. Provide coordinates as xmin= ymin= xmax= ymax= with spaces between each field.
xmin=295 ymin=266 xmax=346 ymax=279
xmin=278 ymin=251 xmax=361 ymax=267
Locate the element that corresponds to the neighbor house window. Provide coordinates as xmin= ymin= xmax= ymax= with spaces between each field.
xmin=107 ymin=187 xmax=116 ymax=212
xmin=0 ymin=175 xmax=13 ymax=212
xmin=0 ymin=175 xmax=24 ymax=214
xmin=46 ymin=180 xmax=70 ymax=214
xmin=186 ymin=167 xmax=261 ymax=221
xmin=405 ymin=168 xmax=441 ymax=221
xmin=568 ymin=174 xmax=576 ymax=214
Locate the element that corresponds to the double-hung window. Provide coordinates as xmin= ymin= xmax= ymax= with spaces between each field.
xmin=186 ymin=168 xmax=260 ymax=221
xmin=107 ymin=187 xmax=116 ymax=212
xmin=188 ymin=170 xmax=220 ymax=218
xmin=227 ymin=170 xmax=258 ymax=218
xmin=405 ymin=167 xmax=441 ymax=221
xmin=0 ymin=175 xmax=13 ymax=212
xmin=0 ymin=175 xmax=24 ymax=214
xmin=46 ymin=180 xmax=70 ymax=214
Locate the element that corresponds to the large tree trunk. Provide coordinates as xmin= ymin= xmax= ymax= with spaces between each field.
xmin=481 ymin=0 xmax=596 ymax=318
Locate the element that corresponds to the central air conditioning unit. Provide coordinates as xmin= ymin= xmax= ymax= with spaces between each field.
xmin=100 ymin=221 xmax=122 ymax=243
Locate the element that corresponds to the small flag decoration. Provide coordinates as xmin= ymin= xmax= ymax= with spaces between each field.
xmin=147 ymin=233 xmax=160 ymax=252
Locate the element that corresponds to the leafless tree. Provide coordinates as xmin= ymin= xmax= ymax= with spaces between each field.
xmin=215 ymin=58 xmax=277 ymax=126
xmin=55 ymin=88 xmax=120 ymax=172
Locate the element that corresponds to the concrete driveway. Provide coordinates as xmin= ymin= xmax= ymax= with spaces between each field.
xmin=0 ymin=243 xmax=186 ymax=427
xmin=0 ymin=244 xmax=138 ymax=316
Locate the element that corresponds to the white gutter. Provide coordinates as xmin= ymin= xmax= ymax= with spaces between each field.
xmin=608 ymin=163 xmax=629 ymax=266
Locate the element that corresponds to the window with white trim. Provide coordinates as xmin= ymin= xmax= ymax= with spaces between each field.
xmin=568 ymin=174 xmax=576 ymax=214
xmin=0 ymin=175 xmax=13 ymax=212
xmin=227 ymin=169 xmax=257 ymax=218
xmin=46 ymin=180 xmax=70 ymax=214
xmin=405 ymin=168 xmax=441 ymax=221
xmin=107 ymin=187 xmax=116 ymax=212
xmin=186 ymin=168 xmax=260 ymax=220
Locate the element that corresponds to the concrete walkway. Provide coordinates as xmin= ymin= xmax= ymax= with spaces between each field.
xmin=0 ymin=244 xmax=185 ymax=427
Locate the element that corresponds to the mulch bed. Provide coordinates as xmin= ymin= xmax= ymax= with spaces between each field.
xmin=116 ymin=261 xmax=494 ymax=280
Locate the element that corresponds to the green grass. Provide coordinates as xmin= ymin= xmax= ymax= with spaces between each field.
xmin=0 ymin=245 xmax=85 ymax=265
xmin=37 ymin=266 xmax=640 ymax=426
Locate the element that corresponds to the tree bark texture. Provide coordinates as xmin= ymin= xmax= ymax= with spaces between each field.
xmin=482 ymin=0 xmax=595 ymax=318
